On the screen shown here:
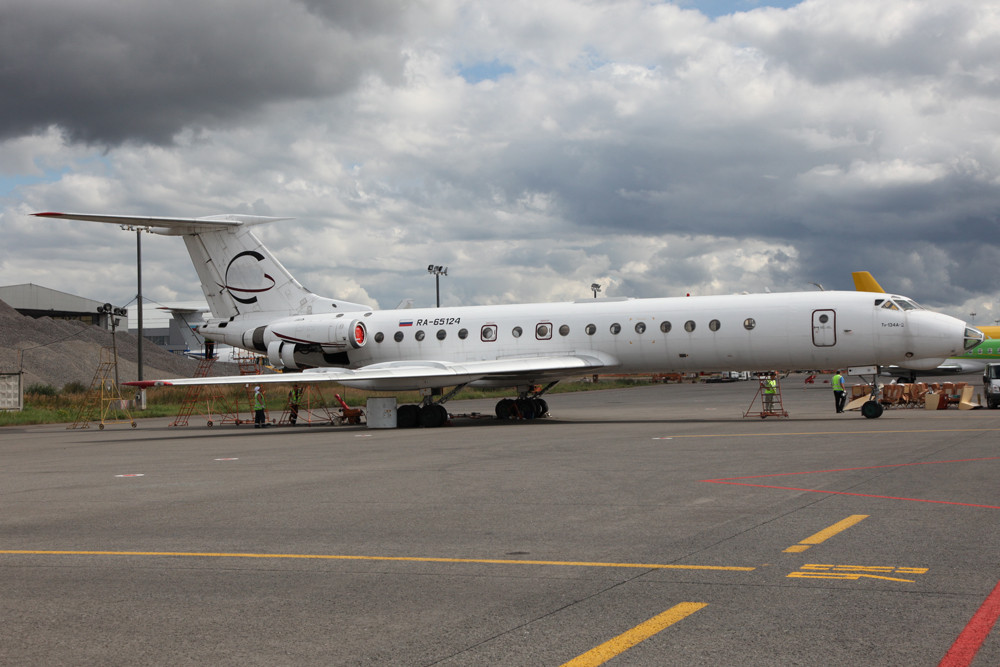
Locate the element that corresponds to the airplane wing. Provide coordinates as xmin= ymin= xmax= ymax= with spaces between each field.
xmin=125 ymin=352 xmax=617 ymax=390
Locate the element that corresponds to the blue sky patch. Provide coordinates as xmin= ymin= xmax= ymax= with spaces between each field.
xmin=458 ymin=60 xmax=515 ymax=84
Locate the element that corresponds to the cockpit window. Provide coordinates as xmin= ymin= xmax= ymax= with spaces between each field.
xmin=881 ymin=300 xmax=899 ymax=311
xmin=895 ymin=298 xmax=919 ymax=310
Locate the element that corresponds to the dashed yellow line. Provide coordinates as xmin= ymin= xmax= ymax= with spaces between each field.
xmin=784 ymin=515 xmax=868 ymax=553
xmin=0 ymin=550 xmax=755 ymax=571
xmin=561 ymin=602 xmax=708 ymax=666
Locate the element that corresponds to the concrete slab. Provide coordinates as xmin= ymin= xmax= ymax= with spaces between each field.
xmin=2 ymin=373 xmax=998 ymax=665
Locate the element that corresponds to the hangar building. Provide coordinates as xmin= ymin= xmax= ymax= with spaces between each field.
xmin=0 ymin=283 xmax=128 ymax=331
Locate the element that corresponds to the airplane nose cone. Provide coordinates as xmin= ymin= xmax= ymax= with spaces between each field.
xmin=895 ymin=313 xmax=978 ymax=369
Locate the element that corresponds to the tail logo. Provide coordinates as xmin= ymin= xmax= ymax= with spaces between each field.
xmin=219 ymin=250 xmax=276 ymax=304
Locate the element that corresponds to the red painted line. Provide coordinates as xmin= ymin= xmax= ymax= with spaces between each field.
xmin=702 ymin=457 xmax=1000 ymax=510
xmin=706 ymin=481 xmax=1000 ymax=510
xmin=939 ymin=580 xmax=1000 ymax=667
xmin=704 ymin=457 xmax=1000 ymax=482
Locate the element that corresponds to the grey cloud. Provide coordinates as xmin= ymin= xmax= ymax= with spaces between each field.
xmin=731 ymin=4 xmax=1000 ymax=94
xmin=0 ymin=0 xmax=409 ymax=145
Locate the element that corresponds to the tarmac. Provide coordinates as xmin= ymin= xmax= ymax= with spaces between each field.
xmin=2 ymin=373 xmax=999 ymax=666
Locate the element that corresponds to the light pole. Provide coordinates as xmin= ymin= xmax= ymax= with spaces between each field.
xmin=428 ymin=265 xmax=448 ymax=307
xmin=591 ymin=283 xmax=601 ymax=299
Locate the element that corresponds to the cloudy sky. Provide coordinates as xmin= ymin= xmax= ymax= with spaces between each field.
xmin=1 ymin=0 xmax=998 ymax=327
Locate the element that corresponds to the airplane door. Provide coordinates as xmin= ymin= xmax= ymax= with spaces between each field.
xmin=812 ymin=309 xmax=836 ymax=347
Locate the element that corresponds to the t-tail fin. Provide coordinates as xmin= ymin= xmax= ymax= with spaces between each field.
xmin=33 ymin=212 xmax=370 ymax=319
xmin=851 ymin=271 xmax=886 ymax=293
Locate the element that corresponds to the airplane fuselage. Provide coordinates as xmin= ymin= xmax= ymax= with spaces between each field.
xmin=199 ymin=290 xmax=971 ymax=390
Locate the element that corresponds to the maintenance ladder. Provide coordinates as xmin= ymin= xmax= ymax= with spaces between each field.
xmin=744 ymin=372 xmax=789 ymax=419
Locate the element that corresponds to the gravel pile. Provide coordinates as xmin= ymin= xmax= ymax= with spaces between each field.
xmin=0 ymin=298 xmax=242 ymax=390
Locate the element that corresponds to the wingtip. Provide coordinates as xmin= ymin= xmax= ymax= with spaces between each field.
xmin=32 ymin=212 xmax=63 ymax=217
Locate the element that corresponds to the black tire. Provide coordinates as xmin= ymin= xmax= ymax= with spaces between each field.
xmin=534 ymin=398 xmax=548 ymax=417
xmin=419 ymin=404 xmax=446 ymax=428
xmin=861 ymin=400 xmax=884 ymax=419
xmin=516 ymin=398 xmax=535 ymax=419
xmin=397 ymin=404 xmax=420 ymax=428
xmin=495 ymin=398 xmax=515 ymax=420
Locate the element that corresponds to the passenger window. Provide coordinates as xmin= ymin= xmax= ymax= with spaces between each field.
xmin=481 ymin=325 xmax=497 ymax=341
xmin=559 ymin=324 xmax=570 ymax=336
xmin=660 ymin=321 xmax=671 ymax=333
xmin=585 ymin=324 xmax=597 ymax=335
xmin=436 ymin=329 xmax=447 ymax=340
xmin=684 ymin=320 xmax=696 ymax=332
xmin=512 ymin=326 xmax=523 ymax=338
xmin=709 ymin=319 xmax=720 ymax=332
xmin=536 ymin=323 xmax=552 ymax=340
xmin=415 ymin=330 xmax=425 ymax=341
xmin=610 ymin=323 xmax=621 ymax=335
xmin=635 ymin=322 xmax=646 ymax=334
xmin=458 ymin=328 xmax=468 ymax=340
xmin=743 ymin=318 xmax=756 ymax=331
xmin=374 ymin=332 xmax=384 ymax=343
xmin=394 ymin=331 xmax=404 ymax=342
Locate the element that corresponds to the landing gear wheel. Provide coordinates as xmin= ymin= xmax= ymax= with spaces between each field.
xmin=131 ymin=421 xmax=137 ymax=428
xmin=419 ymin=404 xmax=448 ymax=428
xmin=533 ymin=398 xmax=548 ymax=418
xmin=207 ymin=420 xmax=213 ymax=427
xmin=516 ymin=398 xmax=535 ymax=419
xmin=397 ymin=404 xmax=420 ymax=428
xmin=495 ymin=398 xmax=515 ymax=420
xmin=861 ymin=400 xmax=884 ymax=419
xmin=98 ymin=424 xmax=104 ymax=430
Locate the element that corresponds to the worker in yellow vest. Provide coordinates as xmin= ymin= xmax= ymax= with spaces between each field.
xmin=763 ymin=375 xmax=777 ymax=412
xmin=287 ymin=384 xmax=302 ymax=425
xmin=832 ymin=371 xmax=847 ymax=413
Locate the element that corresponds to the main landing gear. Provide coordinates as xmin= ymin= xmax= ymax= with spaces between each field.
xmin=495 ymin=382 xmax=558 ymax=421
xmin=395 ymin=381 xmax=558 ymax=428
xmin=396 ymin=384 xmax=469 ymax=429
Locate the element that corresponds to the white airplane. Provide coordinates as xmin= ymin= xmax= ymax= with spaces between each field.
xmin=34 ymin=212 xmax=983 ymax=423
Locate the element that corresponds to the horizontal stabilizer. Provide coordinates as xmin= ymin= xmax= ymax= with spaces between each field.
xmin=33 ymin=212 xmax=291 ymax=236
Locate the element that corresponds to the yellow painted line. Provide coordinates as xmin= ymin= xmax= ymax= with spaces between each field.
xmin=783 ymin=514 xmax=868 ymax=553
xmin=0 ymin=550 xmax=755 ymax=571
xmin=560 ymin=602 xmax=707 ymax=667
xmin=783 ymin=544 xmax=810 ymax=553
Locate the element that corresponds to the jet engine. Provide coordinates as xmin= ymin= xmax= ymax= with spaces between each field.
xmin=245 ymin=318 xmax=368 ymax=370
